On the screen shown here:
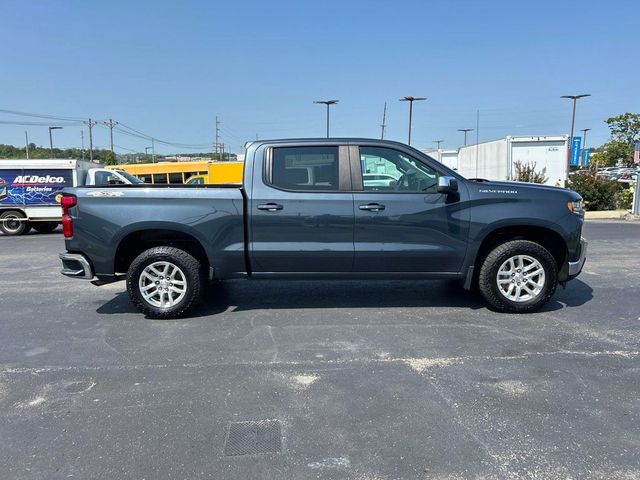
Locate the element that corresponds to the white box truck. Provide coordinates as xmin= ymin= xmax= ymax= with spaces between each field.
xmin=423 ymin=149 xmax=460 ymax=171
xmin=0 ymin=159 xmax=139 ymax=235
xmin=456 ymin=135 xmax=568 ymax=187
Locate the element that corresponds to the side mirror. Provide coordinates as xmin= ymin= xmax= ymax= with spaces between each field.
xmin=437 ymin=176 xmax=458 ymax=194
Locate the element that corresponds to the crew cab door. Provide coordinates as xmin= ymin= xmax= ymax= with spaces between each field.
xmin=351 ymin=144 xmax=469 ymax=273
xmin=249 ymin=144 xmax=354 ymax=273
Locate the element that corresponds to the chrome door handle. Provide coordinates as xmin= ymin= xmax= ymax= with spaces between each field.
xmin=359 ymin=203 xmax=385 ymax=212
xmin=257 ymin=203 xmax=283 ymax=212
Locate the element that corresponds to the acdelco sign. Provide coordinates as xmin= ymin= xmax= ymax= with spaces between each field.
xmin=13 ymin=175 xmax=66 ymax=184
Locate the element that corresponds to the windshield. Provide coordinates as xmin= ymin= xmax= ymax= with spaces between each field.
xmin=114 ymin=170 xmax=144 ymax=184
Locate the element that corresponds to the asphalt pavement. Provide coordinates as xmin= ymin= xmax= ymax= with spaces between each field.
xmin=1 ymin=220 xmax=639 ymax=479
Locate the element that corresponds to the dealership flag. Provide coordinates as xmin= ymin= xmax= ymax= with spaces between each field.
xmin=634 ymin=142 xmax=640 ymax=164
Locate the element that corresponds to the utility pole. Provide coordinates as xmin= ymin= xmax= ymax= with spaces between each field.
xmin=84 ymin=119 xmax=97 ymax=162
xmin=25 ymin=131 xmax=30 ymax=159
xmin=399 ymin=96 xmax=426 ymax=146
xmin=580 ymin=128 xmax=591 ymax=167
xmin=457 ymin=128 xmax=474 ymax=146
xmin=104 ymin=119 xmax=119 ymax=153
xmin=561 ymin=94 xmax=591 ymax=179
xmin=214 ymin=116 xmax=221 ymax=159
xmin=380 ymin=102 xmax=387 ymax=140
xmin=314 ymin=100 xmax=339 ymax=138
xmin=433 ymin=140 xmax=444 ymax=150
xmin=48 ymin=126 xmax=63 ymax=158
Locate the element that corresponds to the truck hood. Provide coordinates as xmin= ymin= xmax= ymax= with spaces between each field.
xmin=468 ymin=179 xmax=581 ymax=200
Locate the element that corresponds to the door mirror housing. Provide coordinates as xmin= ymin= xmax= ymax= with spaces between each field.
xmin=437 ymin=176 xmax=458 ymax=194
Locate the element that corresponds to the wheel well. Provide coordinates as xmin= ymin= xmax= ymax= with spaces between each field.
xmin=474 ymin=226 xmax=568 ymax=273
xmin=114 ymin=229 xmax=209 ymax=274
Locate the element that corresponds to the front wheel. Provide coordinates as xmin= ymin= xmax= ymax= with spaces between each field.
xmin=478 ymin=240 xmax=558 ymax=313
xmin=126 ymin=246 xmax=205 ymax=319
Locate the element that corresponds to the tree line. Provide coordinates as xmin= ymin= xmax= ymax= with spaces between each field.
xmin=0 ymin=144 xmax=236 ymax=165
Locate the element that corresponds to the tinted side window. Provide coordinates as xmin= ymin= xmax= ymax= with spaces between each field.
xmin=169 ymin=173 xmax=183 ymax=184
xmin=271 ymin=146 xmax=339 ymax=191
xmin=94 ymin=171 xmax=111 ymax=185
xmin=360 ymin=147 xmax=438 ymax=193
xmin=153 ymin=174 xmax=168 ymax=184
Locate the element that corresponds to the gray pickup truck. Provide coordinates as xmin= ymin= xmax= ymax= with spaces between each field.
xmin=59 ymin=138 xmax=587 ymax=318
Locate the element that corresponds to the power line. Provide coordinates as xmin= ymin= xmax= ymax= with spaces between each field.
xmin=0 ymin=108 xmax=85 ymax=122
xmin=0 ymin=120 xmax=81 ymax=126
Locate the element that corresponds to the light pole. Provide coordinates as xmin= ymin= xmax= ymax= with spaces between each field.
xmin=48 ymin=126 xmax=63 ymax=158
xmin=457 ymin=128 xmax=474 ymax=146
xmin=580 ymin=128 xmax=591 ymax=167
xmin=399 ymin=96 xmax=426 ymax=145
xmin=561 ymin=94 xmax=591 ymax=176
xmin=314 ymin=100 xmax=339 ymax=138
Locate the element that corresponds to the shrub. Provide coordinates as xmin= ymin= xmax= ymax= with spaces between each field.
xmin=567 ymin=174 xmax=622 ymax=211
xmin=616 ymin=187 xmax=635 ymax=210
xmin=513 ymin=161 xmax=548 ymax=184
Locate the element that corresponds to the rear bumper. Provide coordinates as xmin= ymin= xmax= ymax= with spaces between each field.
xmin=567 ymin=237 xmax=588 ymax=278
xmin=59 ymin=252 xmax=96 ymax=280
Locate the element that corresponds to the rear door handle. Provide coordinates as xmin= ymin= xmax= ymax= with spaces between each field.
xmin=257 ymin=203 xmax=284 ymax=212
xmin=359 ymin=203 xmax=385 ymax=212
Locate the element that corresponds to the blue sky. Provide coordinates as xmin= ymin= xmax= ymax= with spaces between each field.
xmin=0 ymin=0 xmax=637 ymax=154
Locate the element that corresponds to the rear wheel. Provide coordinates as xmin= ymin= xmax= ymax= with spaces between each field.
xmin=126 ymin=246 xmax=205 ymax=319
xmin=478 ymin=240 xmax=558 ymax=313
xmin=0 ymin=210 xmax=29 ymax=236
xmin=33 ymin=222 xmax=59 ymax=234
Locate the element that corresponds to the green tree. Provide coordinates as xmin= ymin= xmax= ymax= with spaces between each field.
xmin=103 ymin=151 xmax=117 ymax=166
xmin=590 ymin=140 xmax=630 ymax=167
xmin=593 ymin=113 xmax=640 ymax=167
xmin=607 ymin=113 xmax=640 ymax=145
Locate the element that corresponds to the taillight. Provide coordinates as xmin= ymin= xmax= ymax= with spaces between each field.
xmin=61 ymin=194 xmax=77 ymax=238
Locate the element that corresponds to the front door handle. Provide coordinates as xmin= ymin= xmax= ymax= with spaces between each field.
xmin=257 ymin=203 xmax=284 ymax=212
xmin=359 ymin=203 xmax=385 ymax=212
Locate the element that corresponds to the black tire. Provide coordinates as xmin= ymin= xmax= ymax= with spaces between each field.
xmin=33 ymin=222 xmax=59 ymax=234
xmin=126 ymin=246 xmax=205 ymax=319
xmin=478 ymin=240 xmax=558 ymax=313
xmin=0 ymin=210 xmax=28 ymax=236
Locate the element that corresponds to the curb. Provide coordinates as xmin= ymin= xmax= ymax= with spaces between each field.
xmin=584 ymin=210 xmax=640 ymax=221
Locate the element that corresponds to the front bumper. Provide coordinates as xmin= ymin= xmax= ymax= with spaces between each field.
xmin=59 ymin=252 xmax=96 ymax=280
xmin=567 ymin=237 xmax=588 ymax=278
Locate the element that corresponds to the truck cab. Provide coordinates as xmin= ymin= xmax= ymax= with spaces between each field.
xmin=85 ymin=168 xmax=143 ymax=186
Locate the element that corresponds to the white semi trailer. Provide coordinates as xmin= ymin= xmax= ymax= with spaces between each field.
xmin=455 ymin=135 xmax=568 ymax=187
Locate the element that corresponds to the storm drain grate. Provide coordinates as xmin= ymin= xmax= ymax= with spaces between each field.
xmin=224 ymin=420 xmax=282 ymax=456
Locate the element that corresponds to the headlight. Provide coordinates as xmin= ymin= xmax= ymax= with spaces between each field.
xmin=567 ymin=199 xmax=584 ymax=213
